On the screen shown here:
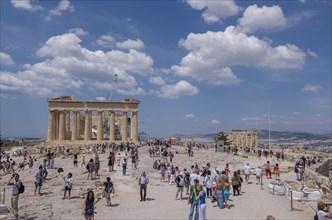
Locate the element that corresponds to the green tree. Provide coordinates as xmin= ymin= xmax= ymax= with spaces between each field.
xmin=214 ymin=131 xmax=231 ymax=146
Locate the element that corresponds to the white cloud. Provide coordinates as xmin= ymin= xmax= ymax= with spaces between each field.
xmin=149 ymin=76 xmax=165 ymax=86
xmin=10 ymin=0 xmax=42 ymax=11
xmin=292 ymin=112 xmax=302 ymax=116
xmin=156 ymin=80 xmax=199 ymax=99
xmin=307 ymin=48 xmax=318 ymax=58
xmin=46 ymin=0 xmax=74 ymax=21
xmin=95 ymin=35 xmax=115 ymax=48
xmin=96 ymin=97 xmax=106 ymax=101
xmin=1 ymin=33 xmax=154 ymax=98
xmin=67 ymin=28 xmax=89 ymax=36
xmin=172 ymin=26 xmax=305 ymax=85
xmin=0 ymin=52 xmax=14 ymax=65
xmin=116 ymin=39 xmax=144 ymax=50
xmin=210 ymin=119 xmax=221 ymax=124
xmin=184 ymin=114 xmax=196 ymax=119
xmin=302 ymin=84 xmax=322 ymax=93
xmin=237 ymin=5 xmax=287 ymax=33
xmin=185 ymin=0 xmax=240 ymax=24
xmin=240 ymin=117 xmax=266 ymax=122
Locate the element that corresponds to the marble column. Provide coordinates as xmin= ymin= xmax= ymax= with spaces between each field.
xmin=76 ymin=111 xmax=80 ymax=139
xmin=84 ymin=110 xmax=90 ymax=141
xmin=109 ymin=111 xmax=115 ymax=142
xmin=59 ymin=111 xmax=66 ymax=141
xmin=71 ymin=111 xmax=78 ymax=141
xmin=121 ymin=111 xmax=128 ymax=142
xmin=131 ymin=111 xmax=138 ymax=142
xmin=89 ymin=111 xmax=92 ymax=139
xmin=65 ymin=111 xmax=70 ymax=139
xmin=55 ymin=111 xmax=59 ymax=140
xmin=47 ymin=110 xmax=54 ymax=141
xmin=97 ymin=111 xmax=103 ymax=143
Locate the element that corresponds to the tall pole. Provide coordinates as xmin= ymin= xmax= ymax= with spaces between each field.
xmin=268 ymin=103 xmax=271 ymax=149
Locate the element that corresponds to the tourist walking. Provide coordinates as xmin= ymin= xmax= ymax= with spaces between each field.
xmin=265 ymin=161 xmax=272 ymax=179
xmin=243 ymin=163 xmax=251 ymax=184
xmin=188 ymin=179 xmax=199 ymax=220
xmin=216 ymin=178 xmax=225 ymax=209
xmin=86 ymin=159 xmax=95 ymax=180
xmin=11 ymin=173 xmax=22 ymax=219
xmin=73 ymin=154 xmax=78 ymax=168
xmin=231 ymin=171 xmax=240 ymax=196
xmin=41 ymin=159 xmax=48 ymax=179
xmin=34 ymin=165 xmax=44 ymax=196
xmin=28 ymin=156 xmax=34 ymax=169
xmin=255 ymin=166 xmax=263 ymax=185
xmin=83 ymin=190 xmax=95 ymax=220
xmin=139 ymin=171 xmax=149 ymax=201
xmin=175 ymin=172 xmax=184 ymax=200
xmin=103 ymin=177 xmax=115 ymax=206
xmin=122 ymin=158 xmax=127 ymax=175
xmin=63 ymin=172 xmax=74 ymax=199
xmin=107 ymin=151 xmax=115 ymax=172
xmin=195 ymin=184 xmax=206 ymax=220
xmin=94 ymin=155 xmax=100 ymax=177
xmin=204 ymin=170 xmax=212 ymax=198
xmin=223 ymin=178 xmax=231 ymax=208
xmin=274 ymin=163 xmax=280 ymax=180
xmin=81 ymin=154 xmax=86 ymax=169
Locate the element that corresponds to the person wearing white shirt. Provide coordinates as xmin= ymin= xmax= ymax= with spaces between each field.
xmin=255 ymin=166 xmax=262 ymax=185
xmin=317 ymin=201 xmax=332 ymax=220
xmin=63 ymin=172 xmax=74 ymax=199
xmin=243 ymin=163 xmax=251 ymax=184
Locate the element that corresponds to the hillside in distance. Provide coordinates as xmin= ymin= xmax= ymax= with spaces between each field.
xmin=170 ymin=130 xmax=331 ymax=142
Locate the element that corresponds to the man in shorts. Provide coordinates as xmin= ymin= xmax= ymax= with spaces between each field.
xmin=34 ymin=165 xmax=44 ymax=196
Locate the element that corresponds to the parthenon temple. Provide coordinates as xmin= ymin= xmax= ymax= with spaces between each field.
xmin=46 ymin=96 xmax=140 ymax=143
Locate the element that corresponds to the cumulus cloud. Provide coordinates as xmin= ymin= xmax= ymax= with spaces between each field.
xmin=172 ymin=26 xmax=305 ymax=85
xmin=67 ymin=28 xmax=89 ymax=36
xmin=0 ymin=52 xmax=14 ymax=65
xmin=302 ymin=84 xmax=322 ymax=93
xmin=46 ymin=0 xmax=74 ymax=21
xmin=185 ymin=0 xmax=240 ymax=24
xmin=210 ymin=119 xmax=220 ymax=124
xmin=95 ymin=35 xmax=115 ymax=48
xmin=116 ymin=39 xmax=144 ymax=50
xmin=1 ymin=33 xmax=154 ymax=97
xmin=149 ymin=76 xmax=165 ymax=86
xmin=184 ymin=114 xmax=196 ymax=119
xmin=237 ymin=5 xmax=287 ymax=33
xmin=10 ymin=0 xmax=42 ymax=11
xmin=156 ymin=80 xmax=199 ymax=99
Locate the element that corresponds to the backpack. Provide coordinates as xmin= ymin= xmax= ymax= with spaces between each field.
xmin=86 ymin=164 xmax=89 ymax=170
xmin=105 ymin=182 xmax=113 ymax=193
xmin=179 ymin=177 xmax=184 ymax=187
xmin=314 ymin=212 xmax=318 ymax=220
xmin=18 ymin=181 xmax=25 ymax=194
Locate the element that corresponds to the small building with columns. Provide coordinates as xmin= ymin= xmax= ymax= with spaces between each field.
xmin=46 ymin=96 xmax=140 ymax=143
xmin=226 ymin=129 xmax=258 ymax=148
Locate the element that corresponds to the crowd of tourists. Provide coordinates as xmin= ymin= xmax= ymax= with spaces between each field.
xmin=0 ymin=140 xmax=330 ymax=220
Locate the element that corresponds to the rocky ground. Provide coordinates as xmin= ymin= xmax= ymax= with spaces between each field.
xmin=0 ymin=145 xmax=326 ymax=219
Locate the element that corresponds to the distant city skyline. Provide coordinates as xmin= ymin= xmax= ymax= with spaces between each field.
xmin=1 ymin=0 xmax=331 ymax=138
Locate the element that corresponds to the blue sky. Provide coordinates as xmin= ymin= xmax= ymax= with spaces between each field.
xmin=1 ymin=0 xmax=331 ymax=138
